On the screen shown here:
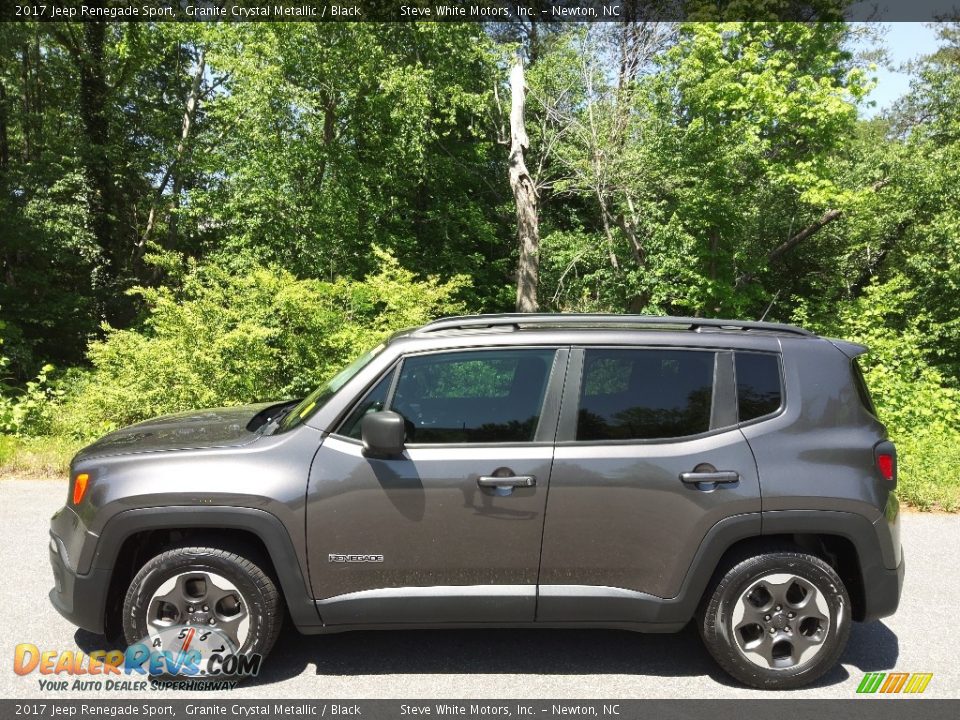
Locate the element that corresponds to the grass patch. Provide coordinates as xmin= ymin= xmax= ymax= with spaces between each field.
xmin=894 ymin=428 xmax=960 ymax=512
xmin=0 ymin=435 xmax=84 ymax=478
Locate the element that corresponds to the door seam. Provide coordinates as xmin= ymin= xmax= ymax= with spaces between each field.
xmin=534 ymin=345 xmax=572 ymax=621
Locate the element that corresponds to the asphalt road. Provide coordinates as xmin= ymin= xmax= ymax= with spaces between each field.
xmin=1 ymin=477 xmax=957 ymax=699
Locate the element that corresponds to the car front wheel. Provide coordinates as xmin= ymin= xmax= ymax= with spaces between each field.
xmin=122 ymin=546 xmax=282 ymax=677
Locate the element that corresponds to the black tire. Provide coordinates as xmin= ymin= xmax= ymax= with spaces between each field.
xmin=122 ymin=546 xmax=283 ymax=677
xmin=698 ymin=550 xmax=851 ymax=690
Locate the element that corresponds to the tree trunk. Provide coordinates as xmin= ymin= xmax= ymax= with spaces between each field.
xmin=315 ymin=91 xmax=336 ymax=192
xmin=167 ymin=47 xmax=206 ymax=250
xmin=142 ymin=46 xmax=206 ymax=255
xmin=20 ymin=44 xmax=31 ymax=162
xmin=77 ymin=22 xmax=117 ymax=273
xmin=509 ymin=55 xmax=539 ymax=313
xmin=765 ymin=208 xmax=842 ymax=264
xmin=32 ymin=29 xmax=43 ymax=146
xmin=0 ymin=80 xmax=9 ymax=171
xmin=736 ymin=178 xmax=890 ymax=287
xmin=583 ymin=61 xmax=619 ymax=273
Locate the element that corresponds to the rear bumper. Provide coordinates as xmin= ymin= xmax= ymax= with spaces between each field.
xmin=861 ymin=551 xmax=904 ymax=623
xmin=48 ymin=532 xmax=110 ymax=634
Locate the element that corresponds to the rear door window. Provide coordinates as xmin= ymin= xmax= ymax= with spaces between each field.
xmin=734 ymin=352 xmax=783 ymax=422
xmin=576 ymin=349 xmax=715 ymax=441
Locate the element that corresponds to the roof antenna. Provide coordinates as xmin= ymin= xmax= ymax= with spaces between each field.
xmin=759 ymin=290 xmax=782 ymax=322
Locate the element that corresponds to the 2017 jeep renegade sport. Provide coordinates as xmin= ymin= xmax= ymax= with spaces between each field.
xmin=49 ymin=314 xmax=903 ymax=689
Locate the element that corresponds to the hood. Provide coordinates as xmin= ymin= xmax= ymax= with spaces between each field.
xmin=74 ymin=402 xmax=281 ymax=461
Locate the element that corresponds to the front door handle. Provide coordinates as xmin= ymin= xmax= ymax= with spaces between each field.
xmin=679 ymin=470 xmax=740 ymax=484
xmin=477 ymin=475 xmax=536 ymax=488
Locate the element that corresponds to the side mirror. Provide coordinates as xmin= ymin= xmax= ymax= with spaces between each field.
xmin=361 ymin=411 xmax=406 ymax=458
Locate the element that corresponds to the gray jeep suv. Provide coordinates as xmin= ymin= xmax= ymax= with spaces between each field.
xmin=49 ymin=314 xmax=903 ymax=689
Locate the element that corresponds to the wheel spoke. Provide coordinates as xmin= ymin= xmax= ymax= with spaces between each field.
xmin=793 ymin=627 xmax=822 ymax=650
xmin=734 ymin=621 xmax=766 ymax=652
xmin=741 ymin=580 xmax=776 ymax=614
xmin=734 ymin=616 xmax=763 ymax=634
xmin=781 ymin=577 xmax=818 ymax=610
xmin=214 ymin=613 xmax=247 ymax=650
xmin=203 ymin=578 xmax=236 ymax=609
xmin=735 ymin=600 xmax=768 ymax=626
xmin=744 ymin=632 xmax=775 ymax=664
xmin=145 ymin=570 xmax=250 ymax=650
xmin=146 ymin=599 xmax=179 ymax=630
xmin=730 ymin=571 xmax=832 ymax=670
xmin=798 ymin=604 xmax=829 ymax=626
xmin=177 ymin=573 xmax=210 ymax=606
xmin=147 ymin=576 xmax=182 ymax=630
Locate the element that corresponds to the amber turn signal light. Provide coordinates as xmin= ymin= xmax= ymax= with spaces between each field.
xmin=72 ymin=473 xmax=90 ymax=505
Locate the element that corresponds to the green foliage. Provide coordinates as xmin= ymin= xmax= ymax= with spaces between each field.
xmin=533 ymin=22 xmax=870 ymax=317
xmin=186 ymin=23 xmax=510 ymax=309
xmin=0 ymin=23 xmax=510 ymax=380
xmin=1 ymin=326 xmax=62 ymax=436
xmin=530 ymin=23 xmax=960 ymax=508
xmin=0 ymin=363 xmax=62 ymax=436
xmin=56 ymin=250 xmax=467 ymax=436
xmin=2 ymin=21 xmax=960 ymax=510
xmin=796 ymin=276 xmax=960 ymax=511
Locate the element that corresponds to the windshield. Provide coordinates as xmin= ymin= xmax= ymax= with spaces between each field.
xmin=277 ymin=343 xmax=386 ymax=432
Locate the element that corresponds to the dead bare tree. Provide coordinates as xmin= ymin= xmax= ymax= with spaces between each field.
xmin=509 ymin=53 xmax=540 ymax=313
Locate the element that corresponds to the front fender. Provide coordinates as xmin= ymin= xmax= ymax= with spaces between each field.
xmin=87 ymin=506 xmax=320 ymax=632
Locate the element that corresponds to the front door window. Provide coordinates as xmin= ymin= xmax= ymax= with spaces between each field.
xmin=390 ymin=349 xmax=556 ymax=444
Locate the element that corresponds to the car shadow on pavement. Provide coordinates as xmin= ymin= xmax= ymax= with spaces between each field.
xmin=812 ymin=619 xmax=900 ymax=688
xmin=245 ymin=624 xmax=727 ymax=687
xmin=74 ymin=619 xmax=898 ymax=691
xmin=245 ymin=619 xmax=899 ymax=690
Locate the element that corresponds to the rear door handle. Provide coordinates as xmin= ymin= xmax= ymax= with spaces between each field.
xmin=477 ymin=475 xmax=536 ymax=488
xmin=680 ymin=470 xmax=740 ymax=484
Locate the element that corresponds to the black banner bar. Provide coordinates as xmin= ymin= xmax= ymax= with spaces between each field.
xmin=1 ymin=1 xmax=959 ymax=23
xmin=1 ymin=700 xmax=959 ymax=720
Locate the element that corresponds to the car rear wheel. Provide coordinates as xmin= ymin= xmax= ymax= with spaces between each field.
xmin=698 ymin=550 xmax=851 ymax=689
xmin=122 ymin=546 xmax=282 ymax=677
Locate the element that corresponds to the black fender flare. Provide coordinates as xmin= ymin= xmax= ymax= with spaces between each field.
xmin=761 ymin=509 xmax=901 ymax=622
xmin=664 ymin=509 xmax=895 ymax=623
xmin=91 ymin=506 xmax=322 ymax=630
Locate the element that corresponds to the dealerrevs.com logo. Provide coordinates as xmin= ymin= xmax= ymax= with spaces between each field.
xmin=13 ymin=626 xmax=261 ymax=691
xmin=856 ymin=672 xmax=934 ymax=694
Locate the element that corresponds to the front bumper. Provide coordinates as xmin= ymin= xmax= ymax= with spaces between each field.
xmin=860 ymin=551 xmax=905 ymax=623
xmin=48 ymin=531 xmax=111 ymax=634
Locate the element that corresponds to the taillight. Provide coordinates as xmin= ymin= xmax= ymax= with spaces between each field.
xmin=874 ymin=442 xmax=897 ymax=486
xmin=877 ymin=454 xmax=894 ymax=480
xmin=72 ymin=473 xmax=90 ymax=505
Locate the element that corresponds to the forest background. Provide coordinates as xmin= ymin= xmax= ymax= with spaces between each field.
xmin=2 ymin=19 xmax=959 ymax=509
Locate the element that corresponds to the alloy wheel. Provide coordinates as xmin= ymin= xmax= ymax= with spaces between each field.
xmin=730 ymin=572 xmax=835 ymax=669
xmin=146 ymin=571 xmax=250 ymax=650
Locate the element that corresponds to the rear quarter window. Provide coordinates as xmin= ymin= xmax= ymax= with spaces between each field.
xmin=735 ymin=352 xmax=783 ymax=422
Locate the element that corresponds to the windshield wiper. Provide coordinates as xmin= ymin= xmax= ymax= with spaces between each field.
xmin=259 ymin=400 xmax=300 ymax=435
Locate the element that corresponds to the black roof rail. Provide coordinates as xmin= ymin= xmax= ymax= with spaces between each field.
xmin=413 ymin=313 xmax=815 ymax=337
